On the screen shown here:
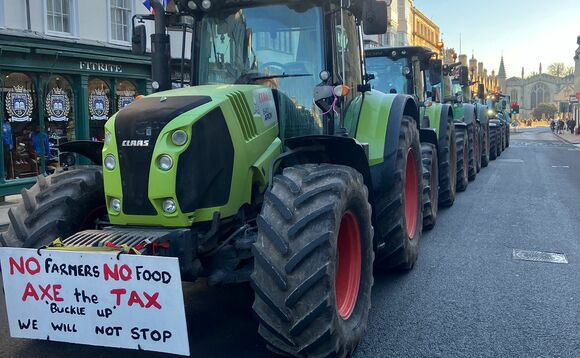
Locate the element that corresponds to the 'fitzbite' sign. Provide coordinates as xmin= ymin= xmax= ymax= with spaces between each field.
xmin=0 ymin=248 xmax=190 ymax=356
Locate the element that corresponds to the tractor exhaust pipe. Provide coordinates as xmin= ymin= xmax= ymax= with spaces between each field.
xmin=150 ymin=0 xmax=171 ymax=92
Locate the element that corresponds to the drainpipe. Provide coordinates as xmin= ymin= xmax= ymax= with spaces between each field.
xmin=25 ymin=0 xmax=31 ymax=31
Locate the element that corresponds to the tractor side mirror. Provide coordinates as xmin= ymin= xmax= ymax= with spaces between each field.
xmin=132 ymin=24 xmax=147 ymax=55
xmin=428 ymin=59 xmax=442 ymax=85
xmin=362 ymin=0 xmax=388 ymax=35
xmin=478 ymin=83 xmax=485 ymax=99
xmin=459 ymin=66 xmax=469 ymax=87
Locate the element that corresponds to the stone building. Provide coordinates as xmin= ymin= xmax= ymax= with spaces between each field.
xmin=572 ymin=36 xmax=580 ymax=125
xmin=411 ymin=6 xmax=440 ymax=52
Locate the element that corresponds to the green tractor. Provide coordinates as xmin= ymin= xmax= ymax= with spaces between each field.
xmin=474 ymin=83 xmax=491 ymax=168
xmin=439 ymin=63 xmax=480 ymax=192
xmin=1 ymin=0 xmax=426 ymax=355
xmin=365 ymin=46 xmax=460 ymax=230
xmin=485 ymin=92 xmax=510 ymax=159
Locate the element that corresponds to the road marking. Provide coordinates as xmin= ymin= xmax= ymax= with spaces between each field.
xmin=512 ymin=249 xmax=568 ymax=264
xmin=498 ymin=159 xmax=524 ymax=163
xmin=551 ymin=165 xmax=570 ymax=168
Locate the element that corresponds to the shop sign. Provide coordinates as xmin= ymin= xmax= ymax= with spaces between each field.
xmin=5 ymin=86 xmax=33 ymax=122
xmin=117 ymin=91 xmax=136 ymax=109
xmin=79 ymin=61 xmax=123 ymax=73
xmin=45 ymin=88 xmax=71 ymax=122
xmin=89 ymin=89 xmax=110 ymax=121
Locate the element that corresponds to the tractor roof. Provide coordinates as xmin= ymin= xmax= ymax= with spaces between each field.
xmin=366 ymin=46 xmax=434 ymax=61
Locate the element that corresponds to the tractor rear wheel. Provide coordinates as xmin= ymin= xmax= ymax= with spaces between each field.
xmin=475 ymin=122 xmax=482 ymax=173
xmin=506 ymin=125 xmax=510 ymax=148
xmin=0 ymin=166 xmax=105 ymax=248
xmin=467 ymin=123 xmax=477 ymax=181
xmin=481 ymin=124 xmax=490 ymax=168
xmin=497 ymin=126 xmax=503 ymax=156
xmin=456 ymin=128 xmax=469 ymax=192
xmin=489 ymin=126 xmax=498 ymax=161
xmin=375 ymin=115 xmax=422 ymax=270
xmin=438 ymin=115 xmax=457 ymax=208
xmin=252 ymin=164 xmax=374 ymax=357
xmin=421 ymin=143 xmax=438 ymax=230
xmin=500 ymin=125 xmax=506 ymax=152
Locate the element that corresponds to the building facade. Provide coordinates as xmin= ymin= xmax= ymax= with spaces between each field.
xmin=0 ymin=0 xmax=153 ymax=196
xmin=410 ymin=6 xmax=440 ymax=52
xmin=573 ymin=36 xmax=580 ymax=126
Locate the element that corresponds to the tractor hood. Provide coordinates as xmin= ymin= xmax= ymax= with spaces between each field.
xmin=102 ymin=84 xmax=281 ymax=227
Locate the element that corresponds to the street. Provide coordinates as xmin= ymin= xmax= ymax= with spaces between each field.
xmin=0 ymin=127 xmax=579 ymax=357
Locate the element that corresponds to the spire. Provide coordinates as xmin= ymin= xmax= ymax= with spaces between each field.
xmin=521 ymin=67 xmax=524 ymax=79
xmin=539 ymin=62 xmax=542 ymax=74
xmin=498 ymin=56 xmax=506 ymax=78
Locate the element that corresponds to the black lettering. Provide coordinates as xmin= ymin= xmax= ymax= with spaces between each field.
xmin=93 ymin=265 xmax=100 ymax=278
xmin=51 ymin=322 xmax=63 ymax=331
xmin=163 ymin=330 xmax=172 ymax=342
xmin=151 ymin=330 xmax=161 ymax=341
xmin=44 ymin=258 xmax=52 ymax=273
xmin=131 ymin=327 xmax=140 ymax=340
xmin=18 ymin=319 xmax=38 ymax=330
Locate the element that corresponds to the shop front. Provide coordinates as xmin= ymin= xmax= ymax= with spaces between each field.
xmin=0 ymin=33 xmax=151 ymax=197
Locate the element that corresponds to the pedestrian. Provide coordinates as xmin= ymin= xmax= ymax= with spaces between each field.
xmin=550 ymin=119 xmax=556 ymax=133
xmin=558 ymin=119 xmax=564 ymax=134
xmin=567 ymin=119 xmax=576 ymax=134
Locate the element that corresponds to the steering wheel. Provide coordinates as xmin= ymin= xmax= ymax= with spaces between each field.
xmin=260 ymin=62 xmax=287 ymax=75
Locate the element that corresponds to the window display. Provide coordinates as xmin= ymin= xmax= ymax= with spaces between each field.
xmin=88 ymin=77 xmax=111 ymax=142
xmin=45 ymin=75 xmax=75 ymax=170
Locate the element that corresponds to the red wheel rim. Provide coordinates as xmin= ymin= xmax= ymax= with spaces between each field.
xmin=405 ymin=148 xmax=418 ymax=240
xmin=335 ymin=211 xmax=362 ymax=320
xmin=80 ymin=205 xmax=107 ymax=230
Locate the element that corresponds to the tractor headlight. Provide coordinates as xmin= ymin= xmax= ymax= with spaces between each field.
xmin=158 ymin=155 xmax=173 ymax=171
xmin=110 ymin=198 xmax=121 ymax=212
xmin=201 ymin=0 xmax=211 ymax=10
xmin=171 ymin=130 xmax=188 ymax=146
xmin=104 ymin=155 xmax=116 ymax=170
xmin=487 ymin=109 xmax=495 ymax=117
xmin=163 ymin=199 xmax=177 ymax=214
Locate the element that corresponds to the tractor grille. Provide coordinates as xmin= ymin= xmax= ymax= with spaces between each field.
xmin=115 ymin=95 xmax=211 ymax=215
xmin=227 ymin=91 xmax=257 ymax=140
xmin=176 ymin=108 xmax=234 ymax=213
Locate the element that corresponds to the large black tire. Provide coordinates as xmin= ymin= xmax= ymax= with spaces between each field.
xmin=489 ymin=126 xmax=498 ymax=161
xmin=438 ymin=115 xmax=457 ymax=208
xmin=475 ymin=122 xmax=482 ymax=173
xmin=506 ymin=124 xmax=510 ymax=148
xmin=375 ymin=115 xmax=423 ymax=270
xmin=252 ymin=164 xmax=374 ymax=357
xmin=421 ymin=143 xmax=438 ymax=231
xmin=467 ymin=123 xmax=477 ymax=181
xmin=456 ymin=127 xmax=469 ymax=192
xmin=481 ymin=123 xmax=490 ymax=168
xmin=497 ymin=126 xmax=503 ymax=156
xmin=0 ymin=166 xmax=105 ymax=248
xmin=500 ymin=125 xmax=506 ymax=152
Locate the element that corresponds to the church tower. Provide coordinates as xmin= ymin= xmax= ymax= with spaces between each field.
xmin=498 ymin=56 xmax=507 ymax=92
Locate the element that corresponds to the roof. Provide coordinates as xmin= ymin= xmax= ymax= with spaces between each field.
xmin=365 ymin=46 xmax=434 ymax=61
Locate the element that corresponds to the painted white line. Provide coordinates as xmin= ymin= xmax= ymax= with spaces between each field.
xmin=512 ymin=249 xmax=568 ymax=264
xmin=552 ymin=165 xmax=570 ymax=168
xmin=498 ymin=159 xmax=524 ymax=163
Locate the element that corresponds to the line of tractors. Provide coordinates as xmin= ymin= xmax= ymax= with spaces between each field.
xmin=0 ymin=0 xmax=514 ymax=356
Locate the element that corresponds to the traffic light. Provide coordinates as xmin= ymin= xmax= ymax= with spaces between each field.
xmin=511 ymin=102 xmax=520 ymax=114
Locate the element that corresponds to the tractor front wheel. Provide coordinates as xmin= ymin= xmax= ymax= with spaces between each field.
xmin=0 ymin=166 xmax=105 ymax=248
xmin=421 ymin=143 xmax=438 ymax=230
xmin=438 ymin=115 xmax=457 ymax=208
xmin=490 ymin=126 xmax=498 ymax=161
xmin=252 ymin=164 xmax=374 ymax=357
xmin=467 ymin=123 xmax=477 ymax=181
xmin=481 ymin=124 xmax=490 ymax=168
xmin=456 ymin=128 xmax=469 ymax=192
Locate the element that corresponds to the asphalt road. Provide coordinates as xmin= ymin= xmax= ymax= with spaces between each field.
xmin=0 ymin=127 xmax=578 ymax=357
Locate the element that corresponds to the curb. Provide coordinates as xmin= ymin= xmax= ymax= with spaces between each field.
xmin=554 ymin=133 xmax=572 ymax=145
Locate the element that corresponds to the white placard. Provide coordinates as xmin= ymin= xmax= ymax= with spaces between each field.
xmin=253 ymin=88 xmax=278 ymax=128
xmin=0 ymin=248 xmax=189 ymax=356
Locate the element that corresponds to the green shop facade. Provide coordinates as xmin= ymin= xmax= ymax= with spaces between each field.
xmin=0 ymin=33 xmax=151 ymax=197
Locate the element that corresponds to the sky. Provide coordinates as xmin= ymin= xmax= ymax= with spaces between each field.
xmin=413 ymin=0 xmax=580 ymax=78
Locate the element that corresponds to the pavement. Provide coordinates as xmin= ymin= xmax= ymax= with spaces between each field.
xmin=0 ymin=127 xmax=579 ymax=357
xmin=555 ymin=131 xmax=580 ymax=144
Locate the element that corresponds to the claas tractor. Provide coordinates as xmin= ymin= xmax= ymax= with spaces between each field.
xmin=1 ymin=0 xmax=426 ymax=356
xmin=365 ymin=46 xmax=460 ymax=230
xmin=485 ymin=92 xmax=510 ymax=159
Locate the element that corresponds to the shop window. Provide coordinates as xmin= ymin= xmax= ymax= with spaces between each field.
xmin=45 ymin=75 xmax=75 ymax=168
xmin=89 ymin=78 xmax=111 ymax=142
xmin=110 ymin=0 xmax=133 ymax=43
xmin=45 ymin=0 xmax=77 ymax=36
xmin=116 ymin=80 xmax=137 ymax=109
xmin=2 ymin=73 xmax=43 ymax=179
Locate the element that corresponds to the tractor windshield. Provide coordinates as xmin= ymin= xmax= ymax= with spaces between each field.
xmin=365 ymin=57 xmax=410 ymax=95
xmin=197 ymin=4 xmax=324 ymax=111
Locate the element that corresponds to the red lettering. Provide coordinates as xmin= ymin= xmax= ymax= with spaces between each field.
xmin=53 ymin=284 xmax=63 ymax=302
xmin=103 ymin=264 xmax=132 ymax=281
xmin=127 ymin=291 xmax=145 ymax=308
xmin=9 ymin=257 xmax=24 ymax=275
xmin=38 ymin=284 xmax=53 ymax=301
xmin=143 ymin=292 xmax=161 ymax=309
xmin=21 ymin=282 xmax=39 ymax=302
xmin=9 ymin=257 xmax=40 ymax=275
xmin=110 ymin=288 xmax=127 ymax=305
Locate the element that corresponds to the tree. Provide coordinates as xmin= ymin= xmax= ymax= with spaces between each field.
xmin=547 ymin=62 xmax=574 ymax=77
xmin=533 ymin=103 xmax=558 ymax=119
